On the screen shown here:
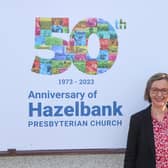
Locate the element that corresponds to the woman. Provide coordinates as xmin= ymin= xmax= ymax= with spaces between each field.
xmin=124 ymin=73 xmax=168 ymax=168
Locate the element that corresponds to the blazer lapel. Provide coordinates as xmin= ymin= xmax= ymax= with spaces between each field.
xmin=144 ymin=106 xmax=155 ymax=157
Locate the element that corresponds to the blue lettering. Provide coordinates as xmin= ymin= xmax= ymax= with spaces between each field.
xmin=113 ymin=101 xmax=123 ymax=116
xmin=28 ymin=101 xmax=123 ymax=117
xmin=29 ymin=102 xmax=42 ymax=117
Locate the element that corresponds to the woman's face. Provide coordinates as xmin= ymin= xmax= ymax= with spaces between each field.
xmin=150 ymin=79 xmax=168 ymax=109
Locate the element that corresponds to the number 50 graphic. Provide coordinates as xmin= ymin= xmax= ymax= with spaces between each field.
xmin=32 ymin=17 xmax=118 ymax=75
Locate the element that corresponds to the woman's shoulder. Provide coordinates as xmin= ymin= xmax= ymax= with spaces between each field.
xmin=131 ymin=105 xmax=151 ymax=121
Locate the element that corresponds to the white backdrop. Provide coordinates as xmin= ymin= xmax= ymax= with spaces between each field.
xmin=0 ymin=0 xmax=168 ymax=151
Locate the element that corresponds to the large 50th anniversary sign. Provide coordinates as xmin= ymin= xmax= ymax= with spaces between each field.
xmin=0 ymin=0 xmax=167 ymax=151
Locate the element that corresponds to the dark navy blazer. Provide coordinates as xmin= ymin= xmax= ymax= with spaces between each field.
xmin=124 ymin=106 xmax=156 ymax=168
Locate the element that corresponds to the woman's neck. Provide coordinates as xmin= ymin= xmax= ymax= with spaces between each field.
xmin=151 ymin=105 xmax=167 ymax=121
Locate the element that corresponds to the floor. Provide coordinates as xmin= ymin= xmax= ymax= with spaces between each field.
xmin=0 ymin=154 xmax=124 ymax=168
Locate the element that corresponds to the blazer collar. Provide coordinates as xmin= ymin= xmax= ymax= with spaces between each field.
xmin=144 ymin=105 xmax=155 ymax=157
